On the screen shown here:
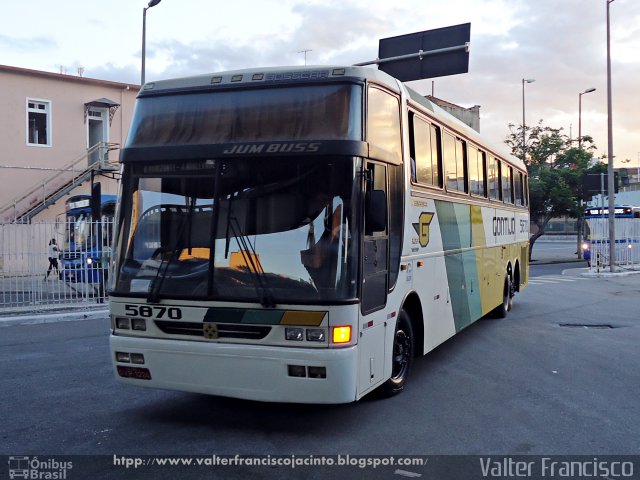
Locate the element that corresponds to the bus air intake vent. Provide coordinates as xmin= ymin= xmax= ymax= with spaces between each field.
xmin=155 ymin=321 xmax=271 ymax=339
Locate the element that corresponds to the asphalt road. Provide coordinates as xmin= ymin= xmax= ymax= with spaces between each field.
xmin=2 ymin=259 xmax=639 ymax=479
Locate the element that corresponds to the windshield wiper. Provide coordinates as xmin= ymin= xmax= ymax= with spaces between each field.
xmin=225 ymin=212 xmax=276 ymax=308
xmin=147 ymin=201 xmax=194 ymax=303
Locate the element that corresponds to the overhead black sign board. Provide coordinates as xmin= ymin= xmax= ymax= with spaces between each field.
xmin=377 ymin=23 xmax=471 ymax=82
xmin=583 ymin=172 xmax=619 ymax=199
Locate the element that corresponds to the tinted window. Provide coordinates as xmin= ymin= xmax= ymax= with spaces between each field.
xmin=502 ymin=164 xmax=514 ymax=204
xmin=444 ymin=133 xmax=466 ymax=192
xmin=411 ymin=115 xmax=441 ymax=187
xmin=367 ymin=87 xmax=401 ymax=163
xmin=514 ymin=170 xmax=524 ymax=206
xmin=127 ymin=84 xmax=362 ymax=147
xmin=488 ymin=156 xmax=501 ymax=200
xmin=469 ymin=145 xmax=486 ymax=197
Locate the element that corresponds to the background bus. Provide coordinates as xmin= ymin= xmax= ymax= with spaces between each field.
xmin=62 ymin=192 xmax=116 ymax=283
xmin=109 ymin=65 xmax=529 ymax=403
xmin=583 ymin=205 xmax=640 ymax=267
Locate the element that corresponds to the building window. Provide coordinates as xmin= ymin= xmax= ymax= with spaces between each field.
xmin=27 ymin=99 xmax=51 ymax=146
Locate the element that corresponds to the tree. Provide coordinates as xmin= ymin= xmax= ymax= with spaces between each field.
xmin=505 ymin=121 xmax=606 ymax=258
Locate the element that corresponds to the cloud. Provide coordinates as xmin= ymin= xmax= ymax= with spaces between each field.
xmin=68 ymin=0 xmax=638 ymax=164
xmin=0 ymin=34 xmax=56 ymax=52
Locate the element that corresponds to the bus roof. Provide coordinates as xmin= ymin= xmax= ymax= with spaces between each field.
xmin=139 ymin=65 xmax=524 ymax=171
xmin=404 ymin=86 xmax=525 ymax=170
xmin=139 ymin=65 xmax=400 ymax=96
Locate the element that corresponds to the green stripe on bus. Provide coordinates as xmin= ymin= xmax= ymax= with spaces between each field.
xmin=435 ymin=201 xmax=482 ymax=331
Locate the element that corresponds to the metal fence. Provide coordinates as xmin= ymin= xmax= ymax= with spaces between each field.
xmin=586 ymin=216 xmax=640 ymax=271
xmin=0 ymin=220 xmax=113 ymax=313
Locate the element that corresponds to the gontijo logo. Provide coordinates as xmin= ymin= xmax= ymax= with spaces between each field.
xmin=412 ymin=212 xmax=435 ymax=248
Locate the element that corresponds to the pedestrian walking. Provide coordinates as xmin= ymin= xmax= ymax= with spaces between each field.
xmin=44 ymin=238 xmax=61 ymax=281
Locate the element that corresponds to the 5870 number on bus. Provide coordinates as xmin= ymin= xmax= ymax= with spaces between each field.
xmin=124 ymin=304 xmax=182 ymax=319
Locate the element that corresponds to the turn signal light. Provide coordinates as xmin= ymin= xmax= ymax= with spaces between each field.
xmin=332 ymin=326 xmax=351 ymax=344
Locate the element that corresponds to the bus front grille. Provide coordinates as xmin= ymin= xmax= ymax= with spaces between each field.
xmin=154 ymin=321 xmax=271 ymax=340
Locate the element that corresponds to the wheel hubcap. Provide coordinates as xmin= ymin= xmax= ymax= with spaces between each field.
xmin=392 ymin=328 xmax=411 ymax=379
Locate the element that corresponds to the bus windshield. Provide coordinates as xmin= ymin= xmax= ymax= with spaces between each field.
xmin=67 ymin=213 xmax=90 ymax=248
xmin=113 ymin=156 xmax=361 ymax=304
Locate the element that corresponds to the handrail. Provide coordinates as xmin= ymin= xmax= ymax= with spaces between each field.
xmin=0 ymin=142 xmax=120 ymax=222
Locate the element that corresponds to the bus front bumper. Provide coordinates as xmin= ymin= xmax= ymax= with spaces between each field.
xmin=110 ymin=335 xmax=359 ymax=404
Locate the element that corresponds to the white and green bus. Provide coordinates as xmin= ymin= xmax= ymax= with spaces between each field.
xmin=109 ymin=66 xmax=529 ymax=403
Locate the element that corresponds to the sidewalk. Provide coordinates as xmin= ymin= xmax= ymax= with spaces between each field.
xmin=0 ymin=304 xmax=108 ymax=327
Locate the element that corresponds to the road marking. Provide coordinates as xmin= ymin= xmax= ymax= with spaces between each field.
xmin=528 ymin=276 xmax=588 ymax=285
xmin=394 ymin=470 xmax=422 ymax=478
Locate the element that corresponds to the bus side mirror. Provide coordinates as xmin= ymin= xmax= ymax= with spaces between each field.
xmin=365 ymin=189 xmax=387 ymax=234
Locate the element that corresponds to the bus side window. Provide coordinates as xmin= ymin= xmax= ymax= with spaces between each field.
xmin=444 ymin=133 xmax=466 ymax=192
xmin=488 ymin=156 xmax=501 ymax=200
xmin=455 ymin=138 xmax=467 ymax=193
xmin=469 ymin=145 xmax=487 ymax=197
xmin=410 ymin=114 xmax=440 ymax=187
xmin=514 ymin=170 xmax=524 ymax=206
xmin=367 ymin=86 xmax=401 ymax=164
xmin=479 ymin=150 xmax=487 ymax=197
xmin=502 ymin=164 xmax=514 ymax=204
xmin=431 ymin=124 xmax=442 ymax=188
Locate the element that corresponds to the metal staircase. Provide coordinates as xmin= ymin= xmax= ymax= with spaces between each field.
xmin=0 ymin=143 xmax=120 ymax=223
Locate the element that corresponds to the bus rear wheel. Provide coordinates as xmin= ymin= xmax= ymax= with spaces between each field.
xmin=379 ymin=309 xmax=414 ymax=397
xmin=493 ymin=274 xmax=512 ymax=319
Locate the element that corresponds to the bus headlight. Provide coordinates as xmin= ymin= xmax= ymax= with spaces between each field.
xmin=131 ymin=318 xmax=147 ymax=331
xmin=306 ymin=328 xmax=326 ymax=342
xmin=285 ymin=327 xmax=304 ymax=341
xmin=115 ymin=317 xmax=130 ymax=329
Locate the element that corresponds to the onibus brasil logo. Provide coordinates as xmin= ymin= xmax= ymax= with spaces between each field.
xmin=8 ymin=456 xmax=73 ymax=479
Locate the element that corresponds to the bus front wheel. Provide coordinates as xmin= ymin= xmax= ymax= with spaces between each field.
xmin=379 ymin=309 xmax=414 ymax=397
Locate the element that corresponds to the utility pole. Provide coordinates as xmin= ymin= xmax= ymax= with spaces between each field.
xmin=298 ymin=49 xmax=312 ymax=66
xmin=606 ymin=0 xmax=616 ymax=272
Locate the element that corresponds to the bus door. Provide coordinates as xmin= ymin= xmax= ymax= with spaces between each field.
xmin=359 ymin=161 xmax=389 ymax=392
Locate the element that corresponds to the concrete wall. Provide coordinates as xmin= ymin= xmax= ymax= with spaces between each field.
xmin=426 ymin=95 xmax=480 ymax=133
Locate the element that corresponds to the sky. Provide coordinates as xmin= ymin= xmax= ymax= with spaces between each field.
xmin=2 ymin=0 xmax=638 ymax=168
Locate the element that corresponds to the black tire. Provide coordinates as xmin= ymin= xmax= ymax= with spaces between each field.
xmin=507 ymin=275 xmax=515 ymax=312
xmin=379 ymin=309 xmax=414 ymax=397
xmin=493 ymin=274 xmax=511 ymax=319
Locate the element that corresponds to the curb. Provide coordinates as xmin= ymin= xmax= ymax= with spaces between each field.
xmin=0 ymin=308 xmax=109 ymax=327
xmin=579 ymin=269 xmax=640 ymax=278
xmin=530 ymin=259 xmax=587 ymax=265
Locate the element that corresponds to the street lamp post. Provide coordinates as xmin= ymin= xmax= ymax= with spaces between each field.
xmin=522 ymin=78 xmax=535 ymax=163
xmin=578 ymin=88 xmax=596 ymax=150
xmin=141 ymin=0 xmax=162 ymax=85
xmin=606 ymin=0 xmax=615 ymax=272
xmin=576 ymin=87 xmax=596 ymax=260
